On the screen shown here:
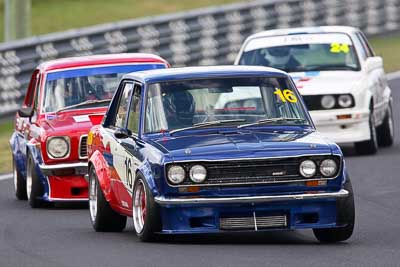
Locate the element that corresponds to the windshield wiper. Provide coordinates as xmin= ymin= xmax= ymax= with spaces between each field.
xmin=238 ymin=117 xmax=308 ymax=129
xmin=56 ymin=99 xmax=111 ymax=113
xmin=169 ymin=119 xmax=246 ymax=135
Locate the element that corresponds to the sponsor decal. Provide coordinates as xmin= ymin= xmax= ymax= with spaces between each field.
xmin=73 ymin=115 xmax=90 ymax=122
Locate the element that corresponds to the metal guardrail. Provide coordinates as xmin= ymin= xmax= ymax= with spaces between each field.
xmin=0 ymin=0 xmax=399 ymax=117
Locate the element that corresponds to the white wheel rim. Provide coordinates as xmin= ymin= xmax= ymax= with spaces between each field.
xmin=388 ymin=106 xmax=394 ymax=138
xmin=13 ymin=160 xmax=18 ymax=193
xmin=89 ymin=174 xmax=98 ymax=222
xmin=371 ymin=113 xmax=377 ymax=146
xmin=133 ymin=180 xmax=146 ymax=234
xmin=26 ymin=160 xmax=32 ymax=200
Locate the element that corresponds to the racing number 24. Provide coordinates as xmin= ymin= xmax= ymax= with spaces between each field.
xmin=124 ymin=157 xmax=133 ymax=189
xmin=274 ymin=89 xmax=297 ymax=103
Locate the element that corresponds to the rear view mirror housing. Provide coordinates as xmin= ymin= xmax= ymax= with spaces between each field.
xmin=365 ymin=57 xmax=383 ymax=73
xmin=18 ymin=107 xmax=34 ymax=118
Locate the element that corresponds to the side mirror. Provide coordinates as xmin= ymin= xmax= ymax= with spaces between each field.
xmin=365 ymin=57 xmax=383 ymax=73
xmin=114 ymin=128 xmax=131 ymax=139
xmin=18 ymin=107 xmax=34 ymax=118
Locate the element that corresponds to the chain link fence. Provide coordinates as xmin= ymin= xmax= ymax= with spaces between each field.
xmin=0 ymin=0 xmax=399 ymax=117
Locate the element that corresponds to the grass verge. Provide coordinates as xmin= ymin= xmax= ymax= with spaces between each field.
xmin=0 ymin=0 xmax=240 ymax=41
xmin=0 ymin=120 xmax=13 ymax=174
xmin=370 ymin=34 xmax=400 ymax=73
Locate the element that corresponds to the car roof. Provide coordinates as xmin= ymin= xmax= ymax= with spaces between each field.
xmin=123 ymin=65 xmax=288 ymax=83
xmin=246 ymin=26 xmax=358 ymax=40
xmin=38 ymin=53 xmax=168 ymax=72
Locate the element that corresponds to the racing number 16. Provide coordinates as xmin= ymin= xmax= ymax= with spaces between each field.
xmin=124 ymin=157 xmax=133 ymax=189
xmin=274 ymin=89 xmax=298 ymax=103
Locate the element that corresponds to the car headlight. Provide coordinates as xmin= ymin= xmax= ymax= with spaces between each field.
xmin=189 ymin=165 xmax=207 ymax=183
xmin=47 ymin=137 xmax=70 ymax=159
xmin=321 ymin=95 xmax=335 ymax=109
xmin=167 ymin=165 xmax=186 ymax=184
xmin=320 ymin=159 xmax=338 ymax=177
xmin=299 ymin=160 xmax=317 ymax=178
xmin=338 ymin=94 xmax=353 ymax=108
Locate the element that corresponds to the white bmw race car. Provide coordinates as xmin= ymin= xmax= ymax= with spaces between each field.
xmin=235 ymin=26 xmax=394 ymax=155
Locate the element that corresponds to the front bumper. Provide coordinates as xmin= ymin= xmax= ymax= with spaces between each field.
xmin=157 ymin=190 xmax=348 ymax=234
xmin=155 ymin=189 xmax=348 ymax=205
xmin=310 ymin=109 xmax=370 ymax=144
xmin=39 ymin=162 xmax=88 ymax=176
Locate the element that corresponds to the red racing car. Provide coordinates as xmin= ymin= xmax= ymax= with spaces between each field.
xmin=9 ymin=53 xmax=169 ymax=208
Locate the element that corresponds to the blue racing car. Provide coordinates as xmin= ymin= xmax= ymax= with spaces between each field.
xmin=86 ymin=65 xmax=354 ymax=242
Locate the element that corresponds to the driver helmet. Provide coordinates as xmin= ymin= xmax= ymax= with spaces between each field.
xmin=163 ymin=90 xmax=195 ymax=126
xmin=264 ymin=46 xmax=291 ymax=65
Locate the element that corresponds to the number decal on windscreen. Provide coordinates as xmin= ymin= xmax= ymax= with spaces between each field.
xmin=274 ymin=89 xmax=298 ymax=103
xmin=330 ymin=43 xmax=350 ymax=53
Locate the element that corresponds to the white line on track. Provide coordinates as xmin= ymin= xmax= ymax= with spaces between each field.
xmin=387 ymin=71 xmax=400 ymax=81
xmin=0 ymin=173 xmax=12 ymax=181
xmin=0 ymin=72 xmax=399 ymax=181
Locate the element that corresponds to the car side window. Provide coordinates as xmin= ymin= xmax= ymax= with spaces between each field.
xmin=33 ymin=75 xmax=41 ymax=110
xmin=24 ymin=70 xmax=39 ymax=107
xmin=127 ymin=84 xmax=142 ymax=134
xmin=114 ymin=82 xmax=134 ymax=129
xmin=356 ymin=32 xmax=374 ymax=58
xmin=359 ymin=32 xmax=375 ymax=57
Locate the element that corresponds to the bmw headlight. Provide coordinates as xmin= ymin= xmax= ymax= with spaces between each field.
xmin=299 ymin=160 xmax=317 ymax=178
xmin=47 ymin=137 xmax=70 ymax=159
xmin=189 ymin=165 xmax=207 ymax=183
xmin=167 ymin=165 xmax=186 ymax=184
xmin=320 ymin=159 xmax=338 ymax=177
xmin=321 ymin=95 xmax=335 ymax=109
xmin=338 ymin=94 xmax=353 ymax=108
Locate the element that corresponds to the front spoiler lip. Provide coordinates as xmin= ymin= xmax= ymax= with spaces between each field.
xmin=154 ymin=189 xmax=349 ymax=205
xmin=39 ymin=162 xmax=88 ymax=176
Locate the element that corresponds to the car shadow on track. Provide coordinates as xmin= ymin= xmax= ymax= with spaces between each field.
xmin=154 ymin=231 xmax=351 ymax=246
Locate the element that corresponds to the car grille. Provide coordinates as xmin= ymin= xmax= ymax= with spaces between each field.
xmin=167 ymin=156 xmax=340 ymax=187
xmin=220 ymin=214 xmax=287 ymax=230
xmin=79 ymin=135 xmax=88 ymax=159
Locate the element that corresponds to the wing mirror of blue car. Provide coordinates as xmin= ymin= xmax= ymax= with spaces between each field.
xmin=18 ymin=107 xmax=34 ymax=118
xmin=114 ymin=128 xmax=132 ymax=139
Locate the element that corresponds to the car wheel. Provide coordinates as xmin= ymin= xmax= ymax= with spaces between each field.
xmin=354 ymin=108 xmax=378 ymax=155
xmin=377 ymin=103 xmax=394 ymax=147
xmin=313 ymin=176 xmax=355 ymax=243
xmin=132 ymin=175 xmax=161 ymax=242
xmin=88 ymin=166 xmax=126 ymax=232
xmin=26 ymin=154 xmax=45 ymax=208
xmin=13 ymin=156 xmax=27 ymax=200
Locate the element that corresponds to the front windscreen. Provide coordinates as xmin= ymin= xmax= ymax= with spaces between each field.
xmin=145 ymin=77 xmax=311 ymax=133
xmin=42 ymin=64 xmax=164 ymax=113
xmin=239 ymin=33 xmax=360 ymax=72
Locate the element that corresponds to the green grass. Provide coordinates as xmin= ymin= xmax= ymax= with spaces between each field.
xmin=370 ymin=34 xmax=400 ymax=73
xmin=0 ymin=120 xmax=13 ymax=174
xmin=0 ymin=0 xmax=240 ymax=41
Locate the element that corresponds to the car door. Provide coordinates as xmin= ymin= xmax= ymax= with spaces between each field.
xmin=115 ymin=82 xmax=144 ymax=211
xmin=15 ymin=70 xmax=41 ymax=175
xmin=102 ymin=80 xmax=135 ymax=210
xmin=356 ymin=31 xmax=386 ymax=122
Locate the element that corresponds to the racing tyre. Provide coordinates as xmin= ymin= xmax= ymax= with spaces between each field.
xmin=354 ymin=108 xmax=378 ymax=155
xmin=313 ymin=176 xmax=355 ymax=243
xmin=26 ymin=154 xmax=45 ymax=208
xmin=132 ymin=175 xmax=161 ymax=242
xmin=89 ymin=166 xmax=126 ymax=232
xmin=377 ymin=103 xmax=394 ymax=147
xmin=13 ymin=156 xmax=27 ymax=200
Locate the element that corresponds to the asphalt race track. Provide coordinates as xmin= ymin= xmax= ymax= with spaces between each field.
xmin=1 ymin=79 xmax=400 ymax=267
